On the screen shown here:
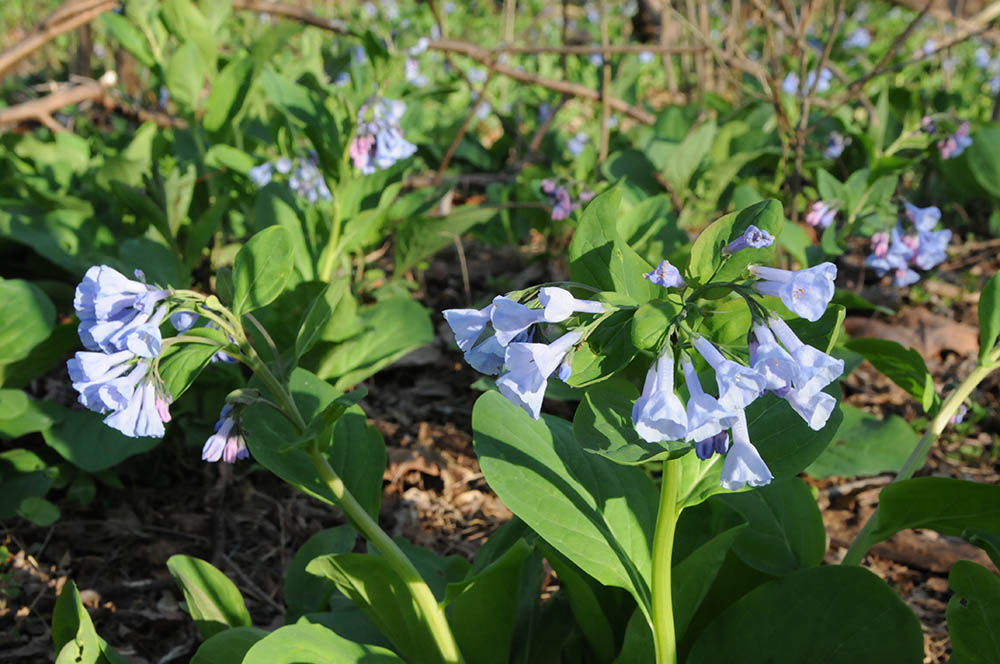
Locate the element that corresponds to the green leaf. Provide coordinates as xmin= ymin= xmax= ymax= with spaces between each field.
xmin=296 ymin=280 xmax=349 ymax=360
xmin=18 ymin=496 xmax=60 ymax=525
xmin=395 ymin=206 xmax=497 ymax=274
xmin=947 ymin=561 xmax=1000 ymax=664
xmin=568 ymin=188 xmax=658 ymax=302
xmin=631 ymin=299 xmax=682 ymax=352
xmin=166 ymin=555 xmax=252 ymax=639
xmin=284 ymin=526 xmax=357 ymax=617
xmin=191 ymin=626 xmax=268 ymax=664
xmin=864 ymin=477 xmax=1000 ymax=546
xmin=715 ymin=478 xmax=826 ymax=576
xmin=158 ymin=327 xmax=229 ymax=401
xmin=672 ymin=520 xmax=746 ymax=638
xmin=326 ymin=407 xmax=386 ymax=519
xmin=966 ymin=126 xmax=1000 ymax=199
xmin=687 ymin=200 xmax=783 ymax=285
xmin=52 ymin=580 xmax=100 ymax=663
xmin=573 ymin=380 xmax=688 ymax=465
xmin=242 ymin=622 xmax=404 ymax=663
xmin=660 ymin=120 xmax=717 ymax=191
xmin=101 ymin=13 xmax=155 ymax=67
xmin=165 ymin=41 xmax=208 ymax=108
xmin=472 ymin=391 xmax=657 ymax=621
xmin=203 ymin=57 xmax=255 ymax=133
xmin=445 ymin=539 xmax=534 ymax=664
xmin=164 ymin=162 xmax=196 ymax=237
xmin=565 ymin=310 xmax=639 ymax=387
xmin=0 ymin=279 xmax=55 ymax=366
xmin=675 ymin=451 xmax=728 ymax=510
xmin=160 ymin=0 xmax=216 ymax=66
xmin=978 ymin=271 xmax=1000 ymax=362
xmin=0 ymin=391 xmax=62 ymax=439
xmin=962 ymin=529 xmax=1000 ymax=569
xmin=687 ymin=566 xmax=924 ymax=664
xmin=42 ymin=408 xmax=160 ymax=473
xmin=232 ymin=225 xmax=295 ymax=316
xmin=845 ymin=337 xmax=938 ymax=412
xmin=305 ymin=554 xmax=442 ymax=664
xmin=805 ymin=404 xmax=916 ymax=479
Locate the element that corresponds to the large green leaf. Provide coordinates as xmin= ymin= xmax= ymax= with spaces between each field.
xmin=305 ymin=554 xmax=442 ymax=664
xmin=242 ymin=622 xmax=404 ymax=663
xmin=864 ymin=477 xmax=1000 ymax=545
xmin=966 ymin=125 xmax=1000 ymax=199
xmin=166 ymin=555 xmax=252 ymax=638
xmin=805 ymin=404 xmax=915 ymax=479
xmin=978 ymin=271 xmax=1000 ymax=362
xmin=568 ymin=188 xmax=658 ymax=303
xmin=565 ymin=310 xmax=639 ymax=388
xmin=845 ymin=338 xmax=938 ymax=413
xmin=253 ymin=184 xmax=316 ymax=282
xmin=687 ymin=199 xmax=783 ymax=285
xmin=472 ymin=391 xmax=657 ymax=621
xmin=947 ymin=560 xmax=1000 ymax=664
xmin=232 ymin=225 xmax=295 ymax=317
xmin=42 ymin=408 xmax=161 ymax=473
xmin=0 ymin=279 xmax=55 ymax=366
xmin=715 ymin=478 xmax=826 ymax=576
xmin=203 ymin=57 xmax=255 ymax=133
xmin=52 ymin=580 xmax=128 ymax=664
xmin=745 ymin=390 xmax=843 ymax=478
xmin=395 ymin=206 xmax=497 ymax=273
xmin=190 ymin=626 xmax=268 ymax=664
xmin=672 ymin=521 xmax=745 ymax=639
xmin=284 ymin=526 xmax=357 ymax=617
xmin=445 ymin=539 xmax=534 ymax=664
xmin=687 ymin=566 xmax=924 ymax=664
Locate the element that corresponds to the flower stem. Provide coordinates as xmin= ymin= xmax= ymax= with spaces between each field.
xmin=651 ymin=459 xmax=680 ymax=664
xmin=245 ymin=354 xmax=463 ymax=662
xmin=841 ymin=354 xmax=999 ymax=566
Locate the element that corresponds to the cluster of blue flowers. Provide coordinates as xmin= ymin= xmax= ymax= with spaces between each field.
xmin=782 ymin=68 xmax=832 ymax=96
xmin=938 ymin=121 xmax=972 ymax=160
xmin=865 ymin=202 xmax=951 ymax=286
xmin=68 ymin=267 xmax=251 ymax=464
xmin=540 ymin=179 xmax=594 ymax=220
xmin=349 ymin=98 xmax=417 ymax=174
xmin=823 ymin=132 xmax=849 ymax=159
xmin=444 ymin=226 xmax=843 ymax=490
xmin=248 ymin=155 xmax=332 ymax=203
xmin=68 ymin=266 xmax=175 ymax=438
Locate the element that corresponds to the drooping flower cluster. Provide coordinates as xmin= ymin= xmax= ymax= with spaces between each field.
xmin=805 ymin=201 xmax=837 ymax=229
xmin=823 ymin=132 xmax=849 ymax=159
xmin=248 ymin=155 xmax=332 ymax=203
xmin=938 ymin=121 xmax=972 ymax=159
xmin=349 ymin=98 xmax=417 ymax=174
xmin=540 ymin=179 xmax=594 ymax=220
xmin=633 ymin=316 xmax=842 ymax=490
xmin=68 ymin=266 xmax=174 ymax=438
xmin=865 ymin=202 xmax=951 ymax=286
xmin=202 ymin=404 xmax=250 ymax=463
xmin=443 ymin=288 xmax=607 ymax=419
xmin=750 ymin=262 xmax=837 ymax=322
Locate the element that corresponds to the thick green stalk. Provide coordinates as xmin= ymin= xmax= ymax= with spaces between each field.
xmin=651 ymin=459 xmax=680 ymax=664
xmin=842 ymin=357 xmax=998 ymax=566
xmin=247 ymin=356 xmax=463 ymax=662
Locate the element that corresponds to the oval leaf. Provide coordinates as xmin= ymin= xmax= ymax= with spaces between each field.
xmin=232 ymin=226 xmax=294 ymax=317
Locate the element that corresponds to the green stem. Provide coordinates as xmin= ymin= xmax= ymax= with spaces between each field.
xmin=317 ymin=199 xmax=343 ymax=282
xmin=245 ymin=355 xmax=463 ymax=663
xmin=651 ymin=459 xmax=680 ymax=664
xmin=842 ymin=357 xmax=999 ymax=565
xmin=309 ymin=445 xmax=463 ymax=663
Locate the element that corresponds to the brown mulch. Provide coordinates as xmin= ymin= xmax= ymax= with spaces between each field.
xmin=2 ymin=241 xmax=999 ymax=663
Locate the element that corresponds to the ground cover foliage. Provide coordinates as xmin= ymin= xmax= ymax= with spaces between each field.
xmin=1 ymin=0 xmax=1000 ymax=662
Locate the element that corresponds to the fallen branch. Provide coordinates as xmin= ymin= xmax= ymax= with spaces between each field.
xmin=230 ymin=0 xmax=349 ymax=34
xmin=0 ymin=0 xmax=117 ymax=81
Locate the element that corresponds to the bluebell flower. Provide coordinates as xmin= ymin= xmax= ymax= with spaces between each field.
xmin=334 ymin=72 xmax=350 ymax=87
xmin=170 ymin=312 xmax=198 ymax=333
xmin=749 ymin=322 xmax=799 ymax=397
xmin=939 ymin=121 xmax=972 ymax=159
xmin=537 ymin=287 xmax=605 ymax=321
xmin=913 ymin=228 xmax=951 ymax=271
xmin=289 ymin=157 xmax=332 ymax=203
xmin=567 ymin=132 xmax=589 ymax=156
xmin=203 ymin=405 xmax=250 ymax=463
xmin=805 ymin=201 xmax=837 ymax=229
xmin=74 ymin=266 xmax=170 ymax=354
xmin=976 ymin=47 xmax=991 ymax=68
xmin=695 ymin=431 xmax=729 ymax=460
xmin=443 ymin=304 xmax=494 ymax=352
xmin=409 ymin=37 xmax=430 ymax=56
xmin=248 ymin=162 xmax=273 ymax=187
xmin=782 ymin=72 xmax=800 ymax=95
xmin=632 ymin=348 xmax=688 ymax=443
xmin=496 ymin=331 xmax=581 ymax=419
xmin=922 ymin=39 xmax=936 ymax=56
xmin=67 ymin=349 xmax=136 ymax=413
xmin=692 ymin=336 xmax=766 ymax=410
xmin=491 ymin=297 xmax=548 ymax=346
xmin=725 ymin=225 xmax=774 ymax=254
xmin=351 ymin=98 xmax=416 ymax=174
xmin=783 ymin=68 xmax=832 ymax=96
xmin=766 ymin=317 xmax=844 ymax=400
xmin=644 ymin=260 xmax=686 ymax=289
xmin=951 ymin=403 xmax=968 ymax=425
xmin=844 ymin=27 xmax=872 ymax=49
xmin=588 ymin=53 xmax=604 ymax=67
xmin=903 ymin=202 xmax=941 ymax=231
xmin=824 ymin=132 xmax=848 ymax=158
xmin=100 ymin=361 xmax=172 ymax=438
xmin=720 ymin=410 xmax=773 ymax=490
xmin=639 ymin=50 xmax=655 ymax=64
xmin=275 ymin=158 xmax=293 ymax=174
xmin=681 ymin=358 xmax=738 ymax=442
xmin=405 ymin=58 xmax=429 ymax=87
xmin=749 ymin=262 xmax=837 ymax=322
xmin=783 ymin=387 xmax=837 ymax=430
xmin=468 ymin=67 xmax=487 ymax=83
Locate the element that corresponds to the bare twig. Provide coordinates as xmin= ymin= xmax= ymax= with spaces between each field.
xmin=230 ymin=0 xmax=349 ymax=33
xmin=0 ymin=79 xmax=107 ymax=128
xmin=0 ymin=0 xmax=117 ymax=81
xmin=445 ymin=42 xmax=705 ymax=55
xmin=598 ymin=1 xmax=611 ymax=163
